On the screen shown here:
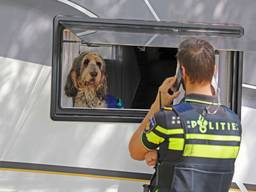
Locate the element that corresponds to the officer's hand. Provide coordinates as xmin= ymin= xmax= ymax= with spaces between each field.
xmin=145 ymin=151 xmax=158 ymax=167
xmin=155 ymin=76 xmax=180 ymax=108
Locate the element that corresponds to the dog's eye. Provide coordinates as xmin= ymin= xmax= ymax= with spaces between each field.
xmin=96 ymin=62 xmax=102 ymax=68
xmin=83 ymin=59 xmax=89 ymax=66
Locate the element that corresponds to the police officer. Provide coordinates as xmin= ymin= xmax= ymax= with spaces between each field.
xmin=129 ymin=38 xmax=242 ymax=192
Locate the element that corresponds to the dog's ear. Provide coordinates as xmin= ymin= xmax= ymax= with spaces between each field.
xmin=96 ymin=55 xmax=108 ymax=100
xmin=96 ymin=74 xmax=107 ymax=100
xmin=64 ymin=70 xmax=78 ymax=97
xmin=64 ymin=53 xmax=87 ymax=97
xmin=98 ymin=54 xmax=106 ymax=73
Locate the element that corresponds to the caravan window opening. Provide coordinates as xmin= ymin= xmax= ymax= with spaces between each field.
xmin=61 ymin=34 xmax=178 ymax=110
xmin=51 ymin=16 xmax=244 ymax=122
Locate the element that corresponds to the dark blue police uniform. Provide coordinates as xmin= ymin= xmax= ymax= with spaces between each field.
xmin=142 ymin=94 xmax=242 ymax=192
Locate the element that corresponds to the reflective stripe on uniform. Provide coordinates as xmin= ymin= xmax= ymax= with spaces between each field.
xmin=168 ymin=138 xmax=184 ymax=150
xmin=185 ymin=98 xmax=219 ymax=105
xmin=155 ymin=125 xmax=184 ymax=135
xmin=163 ymin=107 xmax=172 ymax=110
xmin=183 ymin=144 xmax=240 ymax=159
xmin=186 ymin=134 xmax=241 ymax=142
xmin=146 ymin=131 xmax=165 ymax=145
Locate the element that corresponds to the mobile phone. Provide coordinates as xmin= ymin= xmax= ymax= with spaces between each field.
xmin=172 ymin=65 xmax=182 ymax=92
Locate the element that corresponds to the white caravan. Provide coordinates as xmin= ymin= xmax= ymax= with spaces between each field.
xmin=0 ymin=0 xmax=255 ymax=191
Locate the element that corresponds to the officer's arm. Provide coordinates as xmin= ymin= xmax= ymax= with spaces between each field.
xmin=129 ymin=101 xmax=160 ymax=160
xmin=129 ymin=76 xmax=179 ymax=160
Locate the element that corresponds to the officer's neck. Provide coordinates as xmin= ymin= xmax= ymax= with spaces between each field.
xmin=185 ymin=82 xmax=212 ymax=96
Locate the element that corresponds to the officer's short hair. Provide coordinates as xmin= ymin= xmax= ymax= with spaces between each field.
xmin=177 ymin=38 xmax=215 ymax=83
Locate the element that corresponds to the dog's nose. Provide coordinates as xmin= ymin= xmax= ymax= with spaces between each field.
xmin=90 ymin=71 xmax=98 ymax=77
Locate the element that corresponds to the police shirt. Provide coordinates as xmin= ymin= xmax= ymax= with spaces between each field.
xmin=141 ymin=93 xmax=241 ymax=162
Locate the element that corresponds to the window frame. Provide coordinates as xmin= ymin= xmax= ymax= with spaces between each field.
xmin=51 ymin=15 xmax=244 ymax=122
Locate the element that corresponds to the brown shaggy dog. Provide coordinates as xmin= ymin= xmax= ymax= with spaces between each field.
xmin=64 ymin=52 xmax=107 ymax=108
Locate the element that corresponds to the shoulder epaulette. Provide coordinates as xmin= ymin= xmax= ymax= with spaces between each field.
xmin=172 ymin=103 xmax=193 ymax=113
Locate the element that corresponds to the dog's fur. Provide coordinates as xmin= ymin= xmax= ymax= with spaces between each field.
xmin=64 ymin=52 xmax=107 ymax=108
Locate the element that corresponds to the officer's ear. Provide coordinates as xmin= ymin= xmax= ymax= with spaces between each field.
xmin=181 ymin=65 xmax=186 ymax=79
